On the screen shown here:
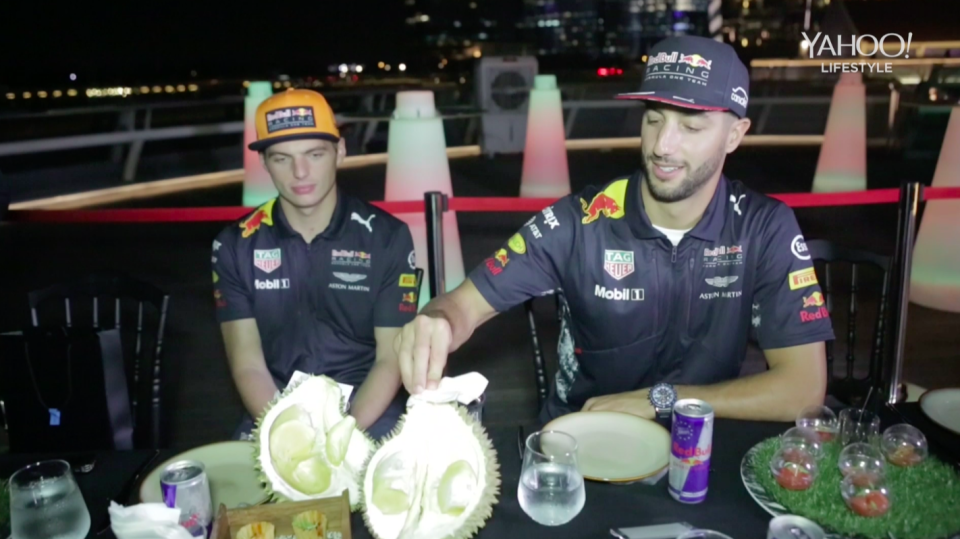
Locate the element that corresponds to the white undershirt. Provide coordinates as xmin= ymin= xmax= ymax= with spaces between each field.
xmin=652 ymin=224 xmax=691 ymax=247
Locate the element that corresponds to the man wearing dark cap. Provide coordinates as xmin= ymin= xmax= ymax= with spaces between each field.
xmin=213 ymin=89 xmax=419 ymax=440
xmin=393 ymin=36 xmax=835 ymax=423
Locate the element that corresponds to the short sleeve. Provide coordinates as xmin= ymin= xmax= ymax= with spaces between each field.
xmin=467 ymin=196 xmax=578 ymax=312
xmin=212 ymin=232 xmax=254 ymax=323
xmin=373 ymin=224 xmax=419 ymax=327
xmin=753 ymin=204 xmax=835 ymax=349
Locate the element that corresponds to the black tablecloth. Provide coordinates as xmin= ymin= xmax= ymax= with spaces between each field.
xmin=2 ymin=405 xmax=957 ymax=539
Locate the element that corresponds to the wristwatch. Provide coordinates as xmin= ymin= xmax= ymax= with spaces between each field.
xmin=648 ymin=382 xmax=678 ymax=419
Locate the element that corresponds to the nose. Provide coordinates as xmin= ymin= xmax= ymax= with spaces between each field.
xmin=652 ymin=121 xmax=682 ymax=159
xmin=293 ymin=155 xmax=310 ymax=180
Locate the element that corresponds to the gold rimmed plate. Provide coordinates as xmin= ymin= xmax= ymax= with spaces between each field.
xmin=139 ymin=441 xmax=267 ymax=509
xmin=543 ymin=411 xmax=670 ymax=483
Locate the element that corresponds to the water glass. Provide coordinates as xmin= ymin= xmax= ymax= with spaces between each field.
xmin=839 ymin=408 xmax=881 ymax=446
xmin=9 ymin=460 xmax=91 ymax=539
xmin=517 ymin=430 xmax=585 ymax=526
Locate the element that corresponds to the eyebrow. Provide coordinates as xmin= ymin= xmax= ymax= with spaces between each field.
xmin=267 ymin=146 xmax=328 ymax=158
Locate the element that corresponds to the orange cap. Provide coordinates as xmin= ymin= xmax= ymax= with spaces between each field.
xmin=248 ymin=88 xmax=340 ymax=151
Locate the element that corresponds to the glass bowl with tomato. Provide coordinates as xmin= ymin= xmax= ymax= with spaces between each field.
xmin=841 ymin=470 xmax=891 ymax=517
xmin=795 ymin=405 xmax=840 ymax=443
xmin=881 ymin=423 xmax=928 ymax=467
xmin=770 ymin=445 xmax=818 ymax=491
xmin=780 ymin=426 xmax=825 ymax=460
xmin=838 ymin=442 xmax=885 ymax=478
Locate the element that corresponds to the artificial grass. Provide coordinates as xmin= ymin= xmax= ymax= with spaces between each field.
xmin=751 ymin=437 xmax=960 ymax=539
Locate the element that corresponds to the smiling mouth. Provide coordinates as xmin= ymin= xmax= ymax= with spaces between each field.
xmin=292 ymin=184 xmax=316 ymax=194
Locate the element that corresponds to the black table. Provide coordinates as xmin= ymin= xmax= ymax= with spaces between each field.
xmin=2 ymin=405 xmax=957 ymax=539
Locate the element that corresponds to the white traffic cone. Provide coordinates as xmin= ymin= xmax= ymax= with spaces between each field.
xmin=520 ymin=74 xmax=571 ymax=198
xmin=242 ymin=82 xmax=276 ymax=207
xmin=812 ymin=71 xmax=867 ymax=193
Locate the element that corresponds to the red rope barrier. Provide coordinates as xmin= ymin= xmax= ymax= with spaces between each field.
xmin=6 ymin=187 xmax=960 ymax=224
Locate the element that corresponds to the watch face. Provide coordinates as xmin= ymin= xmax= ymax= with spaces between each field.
xmin=650 ymin=384 xmax=676 ymax=409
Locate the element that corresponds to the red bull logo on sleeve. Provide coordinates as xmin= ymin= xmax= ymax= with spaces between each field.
xmin=402 ymin=291 xmax=418 ymax=304
xmin=580 ymin=179 xmax=628 ymax=224
xmin=802 ymin=292 xmax=824 ymax=308
xmin=485 ymin=248 xmax=510 ymax=276
xmin=239 ymin=199 xmax=276 ymax=238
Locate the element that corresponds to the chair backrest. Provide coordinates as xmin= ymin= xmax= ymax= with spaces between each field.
xmin=524 ymin=292 xmax=566 ymax=415
xmin=806 ymin=240 xmax=892 ymax=407
xmin=26 ymin=272 xmax=170 ymax=448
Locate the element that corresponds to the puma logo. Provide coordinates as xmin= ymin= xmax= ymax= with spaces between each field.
xmin=350 ymin=212 xmax=375 ymax=232
xmin=730 ymin=194 xmax=745 ymax=216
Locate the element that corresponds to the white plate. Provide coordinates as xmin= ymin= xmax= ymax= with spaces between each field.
xmin=139 ymin=441 xmax=268 ymax=509
xmin=920 ymin=388 xmax=960 ymax=435
xmin=543 ymin=411 xmax=670 ymax=482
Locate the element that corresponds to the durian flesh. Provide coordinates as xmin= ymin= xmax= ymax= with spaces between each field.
xmin=362 ymin=403 xmax=500 ymax=539
xmin=254 ymin=375 xmax=375 ymax=509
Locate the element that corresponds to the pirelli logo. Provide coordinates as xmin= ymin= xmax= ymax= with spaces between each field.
xmin=399 ymin=273 xmax=417 ymax=288
xmin=789 ymin=267 xmax=818 ymax=290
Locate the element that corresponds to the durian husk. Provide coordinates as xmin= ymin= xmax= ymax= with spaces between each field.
xmin=236 ymin=521 xmax=275 ymax=539
xmin=252 ymin=375 xmax=378 ymax=511
xmin=291 ymin=509 xmax=327 ymax=539
xmin=360 ymin=403 xmax=501 ymax=539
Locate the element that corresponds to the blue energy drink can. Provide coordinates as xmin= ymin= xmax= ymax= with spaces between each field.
xmin=668 ymin=399 xmax=714 ymax=504
xmin=160 ymin=459 xmax=213 ymax=538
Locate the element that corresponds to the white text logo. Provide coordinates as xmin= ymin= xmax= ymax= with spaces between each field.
xmin=542 ymin=206 xmax=560 ymax=229
xmin=791 ymin=235 xmax=810 ymax=261
xmin=255 ymin=279 xmax=290 ymax=290
xmin=801 ymin=32 xmax=912 ymax=73
xmin=595 ymin=285 xmax=644 ymax=301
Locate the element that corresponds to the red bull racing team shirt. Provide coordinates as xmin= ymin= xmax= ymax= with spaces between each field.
xmin=468 ymin=172 xmax=836 ymax=421
xmin=212 ymin=192 xmax=419 ymax=391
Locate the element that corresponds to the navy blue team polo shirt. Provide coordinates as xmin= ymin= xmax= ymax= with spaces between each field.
xmin=468 ymin=172 xmax=836 ymax=421
xmin=212 ymin=192 xmax=419 ymax=391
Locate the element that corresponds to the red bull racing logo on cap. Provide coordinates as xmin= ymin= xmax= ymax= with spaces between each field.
xmin=580 ymin=179 xmax=628 ymax=224
xmin=239 ymin=199 xmax=276 ymax=238
xmin=644 ymin=51 xmax=711 ymax=87
xmin=265 ymin=106 xmax=317 ymax=134
xmin=679 ymin=54 xmax=712 ymax=70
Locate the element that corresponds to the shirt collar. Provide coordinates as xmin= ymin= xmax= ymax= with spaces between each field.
xmin=625 ymin=170 xmax=728 ymax=244
xmin=273 ymin=189 xmax=349 ymax=242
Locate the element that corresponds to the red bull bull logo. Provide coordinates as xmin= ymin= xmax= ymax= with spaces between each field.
xmin=679 ymin=53 xmax=712 ymax=70
xmin=239 ymin=200 xmax=276 ymax=238
xmin=402 ymin=291 xmax=417 ymax=304
xmin=802 ymin=292 xmax=824 ymax=308
xmin=580 ymin=179 xmax=628 ymax=224
xmin=494 ymin=249 xmax=509 ymax=267
xmin=485 ymin=248 xmax=510 ymax=276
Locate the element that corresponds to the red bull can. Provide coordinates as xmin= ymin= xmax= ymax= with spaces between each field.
xmin=161 ymin=460 xmax=213 ymax=538
xmin=669 ymin=399 xmax=714 ymax=504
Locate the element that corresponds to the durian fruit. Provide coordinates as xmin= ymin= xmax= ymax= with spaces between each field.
xmin=362 ymin=402 xmax=500 ymax=539
xmin=253 ymin=375 xmax=376 ymax=509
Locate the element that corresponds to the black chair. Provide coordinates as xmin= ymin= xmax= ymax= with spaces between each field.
xmin=524 ymin=292 xmax=565 ymax=414
xmin=24 ymin=272 xmax=170 ymax=448
xmin=806 ymin=239 xmax=892 ymax=407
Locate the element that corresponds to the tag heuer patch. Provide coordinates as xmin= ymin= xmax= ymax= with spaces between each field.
xmin=603 ymin=250 xmax=635 ymax=280
xmin=265 ymin=107 xmax=316 ymax=134
xmin=254 ymin=249 xmax=282 ymax=273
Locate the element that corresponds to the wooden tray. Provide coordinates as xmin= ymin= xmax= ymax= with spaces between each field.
xmin=211 ymin=490 xmax=352 ymax=539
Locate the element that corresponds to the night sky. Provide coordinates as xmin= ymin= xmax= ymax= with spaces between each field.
xmin=0 ymin=1 xmax=415 ymax=86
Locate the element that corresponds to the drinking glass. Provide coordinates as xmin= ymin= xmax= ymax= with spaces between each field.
xmin=517 ymin=430 xmax=585 ymax=526
xmin=839 ymin=408 xmax=881 ymax=446
xmin=9 ymin=460 xmax=91 ymax=539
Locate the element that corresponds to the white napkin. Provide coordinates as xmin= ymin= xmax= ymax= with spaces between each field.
xmin=107 ymin=501 xmax=194 ymax=539
xmin=406 ymin=372 xmax=489 ymax=408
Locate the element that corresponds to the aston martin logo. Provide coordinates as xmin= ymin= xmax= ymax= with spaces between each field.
xmin=705 ymin=276 xmax=739 ymax=288
xmin=333 ymin=272 xmax=367 ymax=283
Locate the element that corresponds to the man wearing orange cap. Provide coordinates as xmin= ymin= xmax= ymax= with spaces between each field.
xmin=212 ymin=89 xmax=419 ymax=440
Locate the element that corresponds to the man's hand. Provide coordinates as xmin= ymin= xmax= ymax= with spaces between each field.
xmin=582 ymin=389 xmax=654 ymax=419
xmin=395 ymin=314 xmax=453 ymax=394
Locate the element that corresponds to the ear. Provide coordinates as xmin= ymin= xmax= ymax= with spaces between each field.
xmin=725 ymin=116 xmax=751 ymax=154
xmin=336 ymin=138 xmax=347 ymax=165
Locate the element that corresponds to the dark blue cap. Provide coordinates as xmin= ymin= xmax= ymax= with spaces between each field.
xmin=617 ymin=36 xmax=750 ymax=118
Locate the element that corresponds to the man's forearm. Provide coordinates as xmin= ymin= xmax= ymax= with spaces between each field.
xmin=673 ymin=368 xmax=824 ymax=422
xmin=350 ymin=361 xmax=401 ymax=429
xmin=420 ymin=294 xmax=479 ymax=352
xmin=233 ymin=367 xmax=279 ymax=420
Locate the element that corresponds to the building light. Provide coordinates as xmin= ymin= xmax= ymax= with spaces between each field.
xmin=6 ymin=93 xmax=15 ymax=100
xmin=459 ymin=77 xmax=466 ymax=84
xmin=283 ymin=81 xmax=291 ymax=88
xmin=273 ymin=82 xmax=281 ymax=89
xmin=165 ymin=85 xmax=175 ymax=93
xmin=38 ymin=91 xmax=48 ymax=98
xmin=385 ymin=64 xmax=392 ymax=71
xmin=399 ymin=63 xmax=407 ymax=71
xmin=188 ymin=84 xmax=199 ymax=92
xmin=23 ymin=92 xmax=31 ymax=99
xmin=339 ymin=64 xmax=348 ymax=73
xmin=741 ymin=37 xmax=748 ymax=47
xmin=473 ymin=49 xmax=482 ymax=58
xmin=67 ymin=89 xmax=78 ymax=97
xmin=177 ymin=84 xmax=186 ymax=92
xmin=420 ymin=14 xmax=430 ymax=22
xmin=69 ymin=73 xmax=77 ymax=81
xmin=378 ymin=62 xmax=385 ymax=68
xmin=243 ymin=81 xmax=251 ymax=88
xmin=139 ymin=86 xmax=150 ymax=94
xmin=469 ymin=2 xmax=476 ymax=8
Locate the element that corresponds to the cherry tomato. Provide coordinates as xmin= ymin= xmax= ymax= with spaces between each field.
xmin=776 ymin=466 xmax=814 ymax=490
xmin=888 ymin=446 xmax=922 ymax=467
xmin=849 ymin=491 xmax=890 ymax=517
xmin=850 ymin=471 xmax=882 ymax=488
xmin=816 ymin=430 xmax=836 ymax=442
xmin=782 ymin=447 xmax=814 ymax=465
